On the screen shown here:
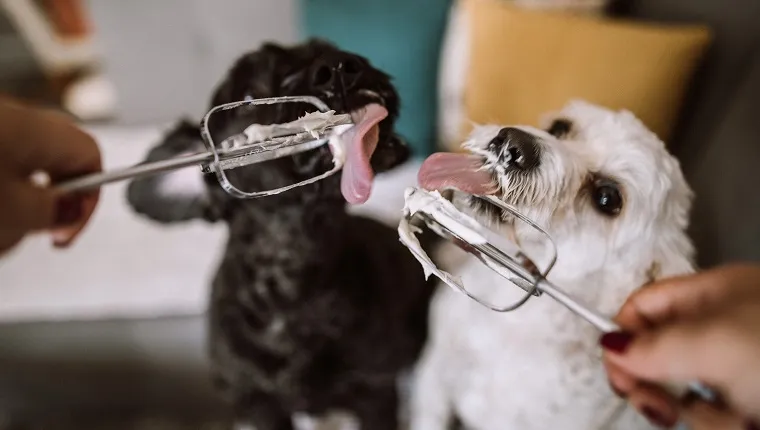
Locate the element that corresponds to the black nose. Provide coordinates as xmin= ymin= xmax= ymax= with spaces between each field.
xmin=310 ymin=56 xmax=363 ymax=92
xmin=488 ymin=127 xmax=541 ymax=171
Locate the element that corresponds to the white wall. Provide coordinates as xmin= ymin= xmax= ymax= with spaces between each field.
xmin=87 ymin=0 xmax=298 ymax=124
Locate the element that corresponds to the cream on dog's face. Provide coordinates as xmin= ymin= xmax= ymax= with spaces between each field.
xmin=418 ymin=100 xmax=694 ymax=273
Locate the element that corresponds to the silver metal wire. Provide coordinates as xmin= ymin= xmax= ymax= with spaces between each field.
xmin=198 ymin=96 xmax=352 ymax=199
xmin=399 ymin=187 xmax=719 ymax=405
xmin=56 ymin=96 xmax=351 ymax=197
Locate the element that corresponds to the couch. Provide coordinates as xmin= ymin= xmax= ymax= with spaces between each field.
xmin=614 ymin=0 xmax=760 ymax=268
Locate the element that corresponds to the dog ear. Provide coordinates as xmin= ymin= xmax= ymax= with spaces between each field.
xmin=647 ymin=229 xmax=697 ymax=283
xmin=125 ymin=119 xmax=225 ymax=224
xmin=647 ymin=158 xmax=697 ymax=282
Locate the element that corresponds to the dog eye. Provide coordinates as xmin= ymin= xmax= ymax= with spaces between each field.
xmin=592 ymin=182 xmax=622 ymax=216
xmin=547 ymin=119 xmax=572 ymax=138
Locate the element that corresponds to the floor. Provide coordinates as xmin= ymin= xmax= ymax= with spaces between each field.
xmin=0 ymin=315 xmax=230 ymax=429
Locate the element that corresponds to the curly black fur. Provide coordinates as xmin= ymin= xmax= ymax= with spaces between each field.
xmin=125 ymin=39 xmax=438 ymax=430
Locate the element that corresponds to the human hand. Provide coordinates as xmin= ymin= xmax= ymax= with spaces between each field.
xmin=0 ymin=96 xmax=101 ymax=254
xmin=601 ymin=264 xmax=760 ymax=429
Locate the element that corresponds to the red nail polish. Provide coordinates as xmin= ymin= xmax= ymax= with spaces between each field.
xmin=642 ymin=406 xmax=675 ymax=428
xmin=600 ymin=331 xmax=634 ymax=354
xmin=54 ymin=195 xmax=82 ymax=227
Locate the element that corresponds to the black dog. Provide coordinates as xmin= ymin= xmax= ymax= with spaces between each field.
xmin=125 ymin=40 xmax=437 ymax=430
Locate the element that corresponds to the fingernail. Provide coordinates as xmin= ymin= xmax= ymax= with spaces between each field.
xmin=600 ymin=331 xmax=634 ymax=354
xmin=54 ymin=195 xmax=82 ymax=227
xmin=745 ymin=420 xmax=760 ymax=430
xmin=641 ymin=406 xmax=675 ymax=428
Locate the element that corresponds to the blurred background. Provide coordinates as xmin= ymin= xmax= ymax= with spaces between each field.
xmin=0 ymin=1 xmax=299 ymax=428
xmin=0 ymin=0 xmax=298 ymax=123
xmin=0 ymin=0 xmax=758 ymax=428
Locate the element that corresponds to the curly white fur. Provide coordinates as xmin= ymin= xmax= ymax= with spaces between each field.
xmin=410 ymin=100 xmax=696 ymax=430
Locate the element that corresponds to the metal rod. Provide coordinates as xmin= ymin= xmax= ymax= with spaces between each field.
xmin=55 ymin=96 xmax=348 ymax=194
xmin=536 ymin=279 xmax=620 ymax=332
xmin=55 ymin=152 xmax=212 ymax=193
xmin=55 ymin=122 xmax=351 ymax=194
xmin=535 ymin=279 xmax=718 ymax=402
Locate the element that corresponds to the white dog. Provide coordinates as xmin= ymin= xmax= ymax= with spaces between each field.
xmin=409 ymin=100 xmax=696 ymax=430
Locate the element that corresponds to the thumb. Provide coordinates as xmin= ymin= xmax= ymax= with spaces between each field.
xmin=614 ymin=271 xmax=726 ymax=333
xmin=0 ymin=178 xmax=93 ymax=248
xmin=0 ymin=179 xmax=57 ymax=231
xmin=615 ymin=265 xmax=760 ymax=333
xmin=603 ymin=321 xmax=723 ymax=388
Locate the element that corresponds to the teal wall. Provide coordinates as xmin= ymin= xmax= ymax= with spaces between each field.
xmin=299 ymin=0 xmax=453 ymax=158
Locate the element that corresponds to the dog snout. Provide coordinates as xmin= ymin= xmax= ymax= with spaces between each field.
xmin=310 ymin=57 xmax=363 ymax=92
xmin=489 ymin=127 xmax=541 ymax=171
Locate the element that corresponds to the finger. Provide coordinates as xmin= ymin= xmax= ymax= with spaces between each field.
xmin=0 ymin=180 xmax=57 ymax=231
xmin=50 ymin=190 xmax=99 ymax=248
xmin=616 ymin=265 xmax=760 ymax=332
xmin=602 ymin=321 xmax=730 ymax=388
xmin=680 ymin=399 xmax=745 ymax=430
xmin=604 ymin=358 xmax=682 ymax=426
xmin=614 ymin=271 xmax=729 ymax=332
xmin=0 ymin=226 xmax=24 ymax=256
xmin=627 ymin=383 xmax=680 ymax=428
xmin=0 ymin=97 xmax=101 ymax=179
xmin=604 ymin=358 xmax=638 ymax=397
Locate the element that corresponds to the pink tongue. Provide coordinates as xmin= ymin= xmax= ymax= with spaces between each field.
xmin=418 ymin=152 xmax=496 ymax=195
xmin=341 ymin=103 xmax=388 ymax=204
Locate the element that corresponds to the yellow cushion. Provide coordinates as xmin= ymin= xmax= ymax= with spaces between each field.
xmin=456 ymin=0 xmax=711 ymax=149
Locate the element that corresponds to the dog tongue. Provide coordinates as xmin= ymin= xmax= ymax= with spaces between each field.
xmin=341 ymin=103 xmax=388 ymax=204
xmin=418 ymin=152 xmax=496 ymax=195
